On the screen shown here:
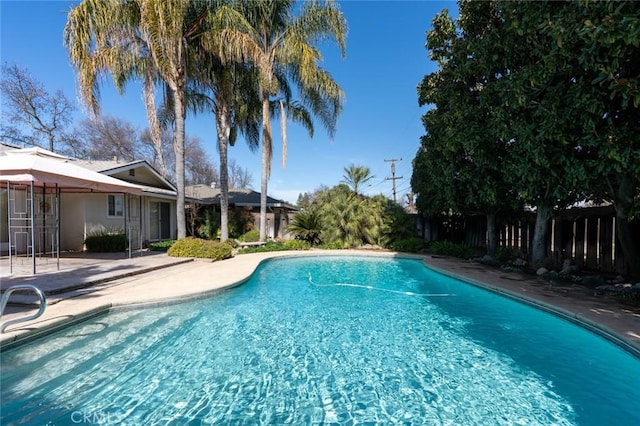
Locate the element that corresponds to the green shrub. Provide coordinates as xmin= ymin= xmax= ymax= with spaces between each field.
xmin=284 ymin=239 xmax=311 ymax=250
xmin=228 ymin=209 xmax=255 ymax=239
xmin=388 ymin=237 xmax=425 ymax=253
xmin=320 ymin=241 xmax=344 ymax=249
xmin=167 ymin=237 xmax=233 ymax=261
xmin=288 ymin=210 xmax=322 ymax=245
xmin=617 ymin=288 xmax=640 ymax=307
xmin=238 ymin=229 xmax=260 ymax=243
xmin=149 ymin=240 xmax=175 ymax=252
xmin=239 ymin=241 xmax=285 ymax=254
xmin=427 ymin=241 xmax=474 ymax=259
xmin=84 ymin=229 xmax=126 ymax=252
xmin=239 ymin=239 xmax=311 ymax=254
xmin=495 ymin=246 xmax=513 ymax=263
xmin=197 ymin=210 xmax=220 ymax=239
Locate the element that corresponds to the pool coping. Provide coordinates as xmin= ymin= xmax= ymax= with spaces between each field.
xmin=1 ymin=250 xmax=639 ymax=358
xmin=422 ymin=260 xmax=640 ymax=359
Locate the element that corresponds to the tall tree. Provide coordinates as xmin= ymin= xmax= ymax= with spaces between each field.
xmin=64 ymin=0 xmax=168 ymax=177
xmin=541 ymin=0 xmax=640 ymax=277
xmin=228 ymin=159 xmax=254 ymax=189
xmin=413 ymin=5 xmax=521 ymax=257
xmin=414 ymin=0 xmax=639 ymax=272
xmin=214 ymin=0 xmax=347 ymax=241
xmin=0 ymin=64 xmax=75 ymax=152
xmin=185 ymin=135 xmax=219 ymax=187
xmin=65 ymin=0 xmax=213 ymax=239
xmin=75 ymin=116 xmax=217 ymax=186
xmin=185 ymin=35 xmax=261 ymax=241
xmin=138 ymin=0 xmax=211 ymax=239
xmin=76 ymin=115 xmax=150 ymax=161
xmin=495 ymin=1 xmax=597 ymax=265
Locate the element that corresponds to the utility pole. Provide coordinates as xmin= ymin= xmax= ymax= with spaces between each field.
xmin=384 ymin=158 xmax=403 ymax=203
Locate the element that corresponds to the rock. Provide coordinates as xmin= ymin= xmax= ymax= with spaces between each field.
xmin=536 ymin=267 xmax=548 ymax=276
xmin=583 ymin=275 xmax=606 ymax=288
xmin=615 ymin=275 xmax=626 ymax=283
xmin=634 ymin=283 xmax=640 ymax=289
xmin=595 ymin=285 xmax=616 ymax=293
xmin=560 ymin=259 xmax=579 ymax=275
xmin=513 ymin=258 xmax=527 ymax=267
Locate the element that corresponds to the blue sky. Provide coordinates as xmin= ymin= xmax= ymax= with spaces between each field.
xmin=1 ymin=0 xmax=456 ymax=204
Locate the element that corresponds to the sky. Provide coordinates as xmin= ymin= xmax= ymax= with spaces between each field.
xmin=0 ymin=0 xmax=457 ymax=204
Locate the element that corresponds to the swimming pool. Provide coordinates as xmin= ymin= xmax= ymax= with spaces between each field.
xmin=1 ymin=255 xmax=639 ymax=425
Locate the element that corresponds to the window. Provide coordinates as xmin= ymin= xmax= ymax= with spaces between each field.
xmin=108 ymin=194 xmax=124 ymax=217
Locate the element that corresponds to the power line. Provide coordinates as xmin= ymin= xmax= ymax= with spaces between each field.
xmin=384 ymin=158 xmax=403 ymax=203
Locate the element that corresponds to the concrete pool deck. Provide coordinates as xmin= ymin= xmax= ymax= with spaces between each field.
xmin=1 ymin=250 xmax=639 ymax=355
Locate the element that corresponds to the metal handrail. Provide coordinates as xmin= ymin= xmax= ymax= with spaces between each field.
xmin=0 ymin=284 xmax=47 ymax=333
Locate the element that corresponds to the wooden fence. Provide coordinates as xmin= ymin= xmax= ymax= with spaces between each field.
xmin=416 ymin=206 xmax=640 ymax=277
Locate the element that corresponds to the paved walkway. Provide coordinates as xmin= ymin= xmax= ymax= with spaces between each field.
xmin=1 ymin=250 xmax=639 ymax=355
xmin=1 ymin=251 xmax=192 ymax=301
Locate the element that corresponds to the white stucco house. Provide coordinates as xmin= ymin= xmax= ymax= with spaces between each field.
xmin=0 ymin=143 xmax=178 ymax=259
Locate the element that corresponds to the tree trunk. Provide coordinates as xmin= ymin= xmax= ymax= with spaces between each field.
xmin=259 ymin=96 xmax=272 ymax=242
xmin=173 ymin=88 xmax=187 ymax=239
xmin=486 ymin=209 xmax=498 ymax=257
xmin=216 ymin=104 xmax=231 ymax=242
xmin=531 ymin=202 xmax=553 ymax=266
xmin=143 ymin=71 xmax=167 ymax=177
xmin=612 ymin=174 xmax=640 ymax=280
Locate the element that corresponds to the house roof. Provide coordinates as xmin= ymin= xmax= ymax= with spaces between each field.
xmin=74 ymin=159 xmax=176 ymax=192
xmin=0 ymin=144 xmax=290 ymax=206
xmin=0 ymin=147 xmax=142 ymax=194
xmin=186 ymin=184 xmax=298 ymax=210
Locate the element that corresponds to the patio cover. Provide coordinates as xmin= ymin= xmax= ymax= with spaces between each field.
xmin=0 ymin=149 xmax=142 ymax=194
xmin=0 ymin=148 xmax=143 ymax=274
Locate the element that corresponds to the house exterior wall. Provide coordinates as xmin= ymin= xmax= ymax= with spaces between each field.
xmin=86 ymin=193 xmax=127 ymax=234
xmin=249 ymin=209 xmax=297 ymax=240
xmin=60 ymin=193 xmax=87 ymax=251
xmin=2 ymin=152 xmax=179 ymax=254
xmin=59 ymin=193 xmax=177 ymax=251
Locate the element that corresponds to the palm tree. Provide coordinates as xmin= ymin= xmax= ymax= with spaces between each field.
xmin=316 ymin=185 xmax=380 ymax=248
xmin=67 ymin=0 xmax=216 ymax=239
xmin=186 ymin=53 xmax=261 ymax=241
xmin=64 ymin=0 xmax=168 ymax=177
xmin=342 ymin=164 xmax=374 ymax=196
xmin=213 ymin=0 xmax=347 ymax=241
xmin=140 ymin=0 xmax=218 ymax=239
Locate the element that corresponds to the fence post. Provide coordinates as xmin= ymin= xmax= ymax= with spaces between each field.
xmin=574 ymin=217 xmax=586 ymax=269
xmin=600 ymin=215 xmax=614 ymax=272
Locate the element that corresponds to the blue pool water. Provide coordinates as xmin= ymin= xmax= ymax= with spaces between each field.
xmin=1 ymin=255 xmax=639 ymax=425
